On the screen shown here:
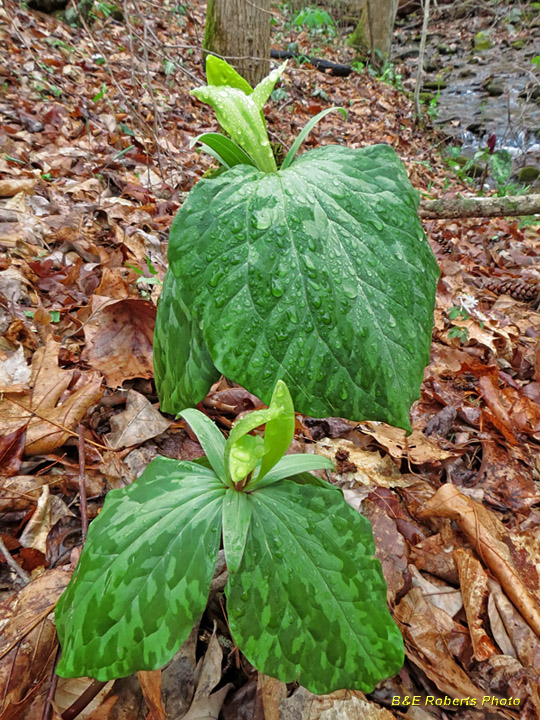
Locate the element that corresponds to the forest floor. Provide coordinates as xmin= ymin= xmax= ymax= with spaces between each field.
xmin=0 ymin=0 xmax=540 ymax=719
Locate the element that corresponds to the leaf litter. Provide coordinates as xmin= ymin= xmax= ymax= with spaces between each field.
xmin=0 ymin=0 xmax=540 ymax=718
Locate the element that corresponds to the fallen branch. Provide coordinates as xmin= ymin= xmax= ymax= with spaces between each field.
xmin=419 ymin=193 xmax=540 ymax=219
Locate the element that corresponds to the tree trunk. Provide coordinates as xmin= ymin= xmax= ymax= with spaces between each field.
xmin=204 ymin=0 xmax=271 ymax=87
xmin=349 ymin=0 xmax=399 ymax=69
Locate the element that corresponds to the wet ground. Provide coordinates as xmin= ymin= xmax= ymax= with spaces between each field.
xmin=395 ymin=2 xmax=540 ymax=186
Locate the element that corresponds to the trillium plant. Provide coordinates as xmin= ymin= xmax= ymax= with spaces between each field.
xmin=154 ymin=55 xmax=439 ymax=431
xmin=55 ymin=381 xmax=404 ymax=692
xmin=56 ymin=58 xmax=438 ymax=693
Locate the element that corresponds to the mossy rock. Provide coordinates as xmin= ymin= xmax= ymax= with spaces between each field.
xmin=474 ymin=32 xmax=493 ymax=51
xmin=423 ymin=78 xmax=448 ymax=90
xmin=485 ymin=82 xmax=504 ymax=96
xmin=517 ymin=166 xmax=540 ymax=183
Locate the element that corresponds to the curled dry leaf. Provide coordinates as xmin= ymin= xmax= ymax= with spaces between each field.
xmin=356 ymin=424 xmax=459 ymax=464
xmin=488 ymin=578 xmax=540 ymax=673
xmin=82 ymin=296 xmax=156 ymax=387
xmin=138 ymin=670 xmax=166 ymax=720
xmin=394 ymin=587 xmax=486 ymax=702
xmin=419 ymin=484 xmax=540 ymax=637
xmin=0 ymin=178 xmax=36 ymax=197
xmin=454 ymin=548 xmax=496 ymax=661
xmin=475 ymin=439 xmax=540 ymax=512
xmin=0 ymin=337 xmax=102 ymax=455
xmin=0 ymin=569 xmax=71 ymax=718
xmin=106 ymin=390 xmax=171 ymax=450
xmin=409 ymin=565 xmax=463 ymax=618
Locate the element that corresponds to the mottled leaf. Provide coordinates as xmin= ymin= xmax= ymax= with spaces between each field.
xmin=55 ymin=457 xmax=225 ymax=680
xmin=155 ymin=144 xmax=439 ymax=430
xmin=226 ymin=480 xmax=404 ymax=694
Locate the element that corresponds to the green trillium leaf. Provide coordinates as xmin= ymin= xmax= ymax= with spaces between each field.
xmin=154 ymin=144 xmax=439 ymax=430
xmin=55 ymin=457 xmax=225 ymax=680
xmin=226 ymin=480 xmax=404 ymax=694
xmin=153 ymin=271 xmax=219 ymax=415
xmin=222 ymin=489 xmax=252 ymax=573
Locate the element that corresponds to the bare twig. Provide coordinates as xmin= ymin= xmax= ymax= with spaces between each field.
xmin=78 ymin=425 xmax=88 ymax=543
xmin=0 ymin=535 xmax=30 ymax=585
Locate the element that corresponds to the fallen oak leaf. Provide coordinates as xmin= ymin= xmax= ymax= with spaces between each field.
xmin=419 ymin=484 xmax=540 ymax=637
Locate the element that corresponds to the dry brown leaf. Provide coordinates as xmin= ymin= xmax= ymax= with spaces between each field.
xmin=315 ymin=438 xmax=412 ymax=487
xmin=356 ymin=424 xmax=457 ymax=464
xmin=454 ymin=548 xmax=496 ymax=661
xmin=319 ymin=696 xmax=395 ymax=719
xmin=0 ymin=569 xmax=71 ymax=717
xmin=182 ymin=628 xmax=232 ymax=720
xmin=106 ymin=390 xmax=170 ymax=449
xmin=82 ymin=296 xmax=156 ymax=387
xmin=54 ymin=678 xmax=115 ymax=718
xmin=258 ymin=674 xmax=286 ymax=720
xmin=0 ymin=178 xmax=36 ymax=197
xmin=0 ymin=474 xmax=47 ymax=513
xmin=409 ymin=565 xmax=463 ymax=617
xmin=0 ymin=338 xmax=102 ymax=455
xmin=394 ymin=587 xmax=485 ymax=702
xmin=138 ymin=670 xmax=166 ymax=720
xmin=419 ymin=484 xmax=540 ymax=636
xmin=0 ymin=346 xmax=32 ymax=393
xmin=488 ymin=578 xmax=540 ymax=673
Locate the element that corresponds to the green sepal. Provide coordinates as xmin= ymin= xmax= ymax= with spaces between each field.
xmin=190 ymin=132 xmax=257 ymax=169
xmin=205 ymin=54 xmax=253 ymax=94
xmin=247 ymin=453 xmax=335 ymax=490
xmin=281 ymin=107 xmax=347 ymax=170
xmin=228 ymin=433 xmax=264 ymax=485
xmin=257 ymin=379 xmax=295 ymax=482
xmin=179 ymin=408 xmax=228 ymax=484
xmin=55 ymin=457 xmax=225 ymax=680
xmin=191 ymin=62 xmax=286 ymax=173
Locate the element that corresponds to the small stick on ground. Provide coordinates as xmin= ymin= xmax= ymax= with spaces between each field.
xmin=0 ymin=536 xmax=30 ymax=585
xmin=78 ymin=424 xmax=88 ymax=543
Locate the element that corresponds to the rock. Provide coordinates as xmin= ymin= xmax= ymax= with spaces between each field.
xmin=517 ymin=166 xmax=540 ymax=182
xmin=474 ymin=31 xmax=493 ymax=51
xmin=425 ymin=58 xmax=440 ymax=73
xmin=458 ymin=69 xmax=476 ymax=79
xmin=437 ymin=43 xmax=454 ymax=55
xmin=466 ymin=121 xmax=484 ymax=133
xmin=423 ymin=78 xmax=448 ymax=90
xmin=485 ymin=82 xmax=504 ymax=96
xmin=419 ymin=92 xmax=436 ymax=102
